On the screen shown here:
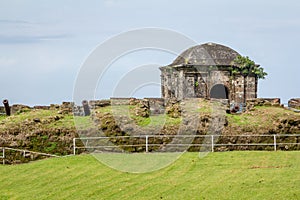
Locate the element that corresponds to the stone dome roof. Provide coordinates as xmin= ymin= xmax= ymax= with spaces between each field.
xmin=171 ymin=42 xmax=240 ymax=66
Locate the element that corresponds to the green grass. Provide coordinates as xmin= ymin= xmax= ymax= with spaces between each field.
xmin=226 ymin=114 xmax=252 ymax=126
xmin=0 ymin=109 xmax=94 ymax=131
xmin=45 ymin=114 xmax=75 ymax=129
xmin=0 ymin=110 xmax=75 ymax=131
xmin=0 ymin=115 xmax=6 ymax=121
xmin=0 ymin=152 xmax=299 ymax=200
xmin=226 ymin=106 xmax=300 ymax=132
xmin=96 ymin=105 xmax=182 ymax=127
xmin=8 ymin=110 xmax=57 ymax=122
xmin=1 ymin=104 xmax=298 ymax=134
xmin=74 ymin=116 xmax=95 ymax=130
xmin=96 ymin=106 xmax=112 ymax=113
xmin=132 ymin=114 xmax=182 ymax=127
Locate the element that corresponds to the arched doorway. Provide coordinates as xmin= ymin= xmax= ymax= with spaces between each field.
xmin=210 ymin=84 xmax=229 ymax=99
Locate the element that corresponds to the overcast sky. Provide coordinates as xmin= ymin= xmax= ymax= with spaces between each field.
xmin=0 ymin=0 xmax=299 ymax=106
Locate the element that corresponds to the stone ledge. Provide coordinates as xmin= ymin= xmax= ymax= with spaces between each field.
xmin=246 ymin=98 xmax=281 ymax=110
xmin=288 ymin=98 xmax=300 ymax=109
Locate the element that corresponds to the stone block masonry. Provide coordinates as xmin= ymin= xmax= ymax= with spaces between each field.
xmin=160 ymin=43 xmax=258 ymax=105
xmin=246 ymin=98 xmax=281 ymax=110
xmin=288 ymin=98 xmax=300 ymax=109
xmin=0 ymin=106 xmax=5 ymax=114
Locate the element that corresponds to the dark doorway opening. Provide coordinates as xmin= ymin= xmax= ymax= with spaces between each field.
xmin=210 ymin=84 xmax=229 ymax=99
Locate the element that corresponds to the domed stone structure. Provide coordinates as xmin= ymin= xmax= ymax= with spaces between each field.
xmin=160 ymin=42 xmax=258 ymax=104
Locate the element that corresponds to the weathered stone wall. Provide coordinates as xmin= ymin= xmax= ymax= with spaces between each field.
xmin=89 ymin=99 xmax=111 ymax=109
xmin=110 ymin=97 xmax=132 ymax=105
xmin=49 ymin=102 xmax=82 ymax=116
xmin=161 ymin=68 xmax=182 ymax=99
xmin=57 ymin=102 xmax=74 ymax=114
xmin=0 ymin=102 xmax=78 ymax=116
xmin=230 ymin=75 xmax=244 ymax=104
xmin=195 ymin=72 xmax=208 ymax=98
xmin=230 ymin=75 xmax=257 ymax=104
xmin=160 ymin=66 xmax=257 ymax=105
xmin=11 ymin=104 xmax=31 ymax=114
xmin=33 ymin=105 xmax=50 ymax=110
xmin=246 ymin=98 xmax=281 ymax=110
xmin=0 ymin=106 xmax=5 ymax=114
xmin=209 ymin=70 xmax=230 ymax=90
xmin=50 ymin=104 xmax=60 ymax=110
xmin=245 ymin=76 xmax=257 ymax=99
xmin=288 ymin=98 xmax=300 ymax=109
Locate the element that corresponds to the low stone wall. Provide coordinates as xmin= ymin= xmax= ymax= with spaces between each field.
xmin=33 ymin=105 xmax=50 ymax=110
xmin=11 ymin=104 xmax=31 ymax=114
xmin=110 ymin=97 xmax=132 ymax=105
xmin=109 ymin=97 xmax=167 ymax=117
xmin=0 ymin=106 xmax=5 ymax=114
xmin=89 ymin=99 xmax=111 ymax=109
xmin=0 ymin=102 xmax=78 ymax=116
xmin=246 ymin=98 xmax=281 ymax=110
xmin=288 ymin=98 xmax=300 ymax=109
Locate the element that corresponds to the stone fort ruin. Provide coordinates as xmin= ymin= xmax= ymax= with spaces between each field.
xmin=160 ymin=42 xmax=257 ymax=105
xmin=4 ymin=42 xmax=299 ymax=117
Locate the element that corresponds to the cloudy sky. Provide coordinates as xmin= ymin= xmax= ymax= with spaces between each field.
xmin=0 ymin=0 xmax=299 ymax=106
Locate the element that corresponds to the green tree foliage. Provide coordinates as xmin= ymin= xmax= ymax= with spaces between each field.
xmin=233 ymin=55 xmax=267 ymax=79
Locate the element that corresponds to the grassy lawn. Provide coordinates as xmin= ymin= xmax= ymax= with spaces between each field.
xmin=0 ymin=151 xmax=299 ymax=200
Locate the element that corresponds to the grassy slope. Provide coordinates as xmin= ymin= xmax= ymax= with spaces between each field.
xmin=0 ymin=110 xmax=89 ymax=131
xmin=96 ymin=104 xmax=182 ymax=127
xmin=97 ymin=104 xmax=300 ymax=134
xmin=0 ymin=105 xmax=299 ymax=156
xmin=0 ymin=104 xmax=299 ymax=134
xmin=0 ymin=152 xmax=299 ymax=200
xmin=226 ymin=106 xmax=300 ymax=134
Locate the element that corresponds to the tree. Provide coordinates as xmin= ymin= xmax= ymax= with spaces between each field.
xmin=233 ymin=55 xmax=267 ymax=79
